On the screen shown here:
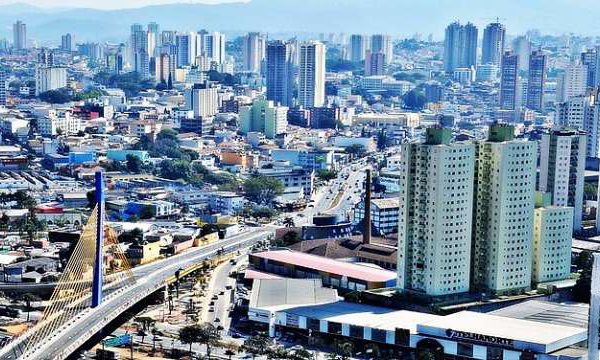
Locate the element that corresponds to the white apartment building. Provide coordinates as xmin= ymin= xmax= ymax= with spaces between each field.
xmin=532 ymin=197 xmax=573 ymax=284
xmin=185 ymin=83 xmax=218 ymax=118
xmin=38 ymin=112 xmax=81 ymax=136
xmin=557 ymin=62 xmax=587 ymax=102
xmin=472 ymin=124 xmax=537 ymax=295
xmin=539 ymin=130 xmax=586 ymax=232
xmin=397 ymin=127 xmax=475 ymax=296
xmin=298 ymin=41 xmax=326 ymax=108
xmin=35 ymin=66 xmax=67 ymax=95
xmin=556 ymin=92 xmax=599 ymax=158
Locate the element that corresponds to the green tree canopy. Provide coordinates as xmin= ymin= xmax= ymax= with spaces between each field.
xmin=244 ymin=176 xmax=284 ymax=204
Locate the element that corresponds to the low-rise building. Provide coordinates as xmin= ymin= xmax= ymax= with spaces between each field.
xmin=353 ymin=198 xmax=399 ymax=236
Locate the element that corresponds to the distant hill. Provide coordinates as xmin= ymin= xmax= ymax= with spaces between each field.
xmin=0 ymin=0 xmax=597 ymax=45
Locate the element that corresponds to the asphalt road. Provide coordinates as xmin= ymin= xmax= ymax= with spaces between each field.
xmin=1 ymin=228 xmax=270 ymax=360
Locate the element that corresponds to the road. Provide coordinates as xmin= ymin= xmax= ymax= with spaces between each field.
xmin=0 ymin=228 xmax=271 ymax=360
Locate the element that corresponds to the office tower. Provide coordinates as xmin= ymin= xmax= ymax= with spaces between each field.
xmin=443 ymin=22 xmax=478 ymax=73
xmin=500 ymin=51 xmax=519 ymax=110
xmin=61 ymin=33 xmax=73 ymax=52
xmin=35 ymin=67 xmax=67 ymax=95
xmin=364 ymin=51 xmax=385 ymax=76
xmin=581 ymin=48 xmax=597 ymax=88
xmin=397 ymin=127 xmax=475 ymax=296
xmin=185 ymin=82 xmax=218 ymax=118
xmin=476 ymin=63 xmax=499 ymax=82
xmin=539 ymin=130 xmax=586 ymax=231
xmin=242 ymin=32 xmax=266 ymax=73
xmin=0 ymin=68 xmax=6 ymax=106
xmin=161 ymin=30 xmax=176 ymax=46
xmin=557 ymin=62 xmax=588 ymax=102
xmin=532 ymin=193 xmax=573 ymax=284
xmin=349 ymin=34 xmax=369 ymax=63
xmin=526 ymin=50 xmax=547 ymax=111
xmin=370 ymin=34 xmax=393 ymax=64
xmin=13 ymin=21 xmax=26 ymax=50
xmin=38 ymin=49 xmax=55 ymax=67
xmin=202 ymin=32 xmax=225 ymax=64
xmin=512 ymin=36 xmax=531 ymax=74
xmin=0 ymin=39 xmax=8 ymax=53
xmin=472 ymin=124 xmax=537 ymax=295
xmin=266 ymin=40 xmax=295 ymax=107
xmin=298 ymin=41 xmax=326 ymax=108
xmin=588 ymin=254 xmax=600 ymax=360
xmin=155 ymin=53 xmax=172 ymax=84
xmin=176 ymin=32 xmax=197 ymax=67
xmin=481 ymin=22 xmax=505 ymax=66
xmin=240 ymin=98 xmax=288 ymax=139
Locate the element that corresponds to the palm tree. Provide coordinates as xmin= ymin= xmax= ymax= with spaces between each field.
xmin=135 ymin=316 xmax=155 ymax=343
xmin=225 ymin=349 xmax=236 ymax=360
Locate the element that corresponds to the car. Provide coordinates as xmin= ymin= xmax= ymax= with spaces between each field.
xmin=212 ymin=295 xmax=218 ymax=300
xmin=219 ymin=290 xmax=225 ymax=295
xmin=209 ymin=307 xmax=215 ymax=312
xmin=209 ymin=301 xmax=215 ymax=306
xmin=225 ymin=285 xmax=232 ymax=290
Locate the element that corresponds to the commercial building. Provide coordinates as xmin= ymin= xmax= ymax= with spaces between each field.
xmin=248 ymin=279 xmax=587 ymax=360
xmin=538 ymin=130 xmax=586 ymax=231
xmin=185 ymin=82 xmax=218 ymax=118
xmin=353 ymin=198 xmax=399 ymax=236
xmin=581 ymin=48 xmax=597 ymax=88
xmin=512 ymin=36 xmax=531 ymax=73
xmin=256 ymin=165 xmax=314 ymax=196
xmin=249 ymin=250 xmax=397 ymax=291
xmin=481 ymin=22 xmax=505 ymax=66
xmin=271 ymin=149 xmax=333 ymax=171
xmin=298 ymin=41 xmax=326 ymax=108
xmin=266 ymin=41 xmax=295 ymax=107
xmin=397 ymin=127 xmax=475 ymax=296
xmin=526 ymin=50 xmax=547 ymax=111
xmin=35 ymin=67 xmax=67 ymax=95
xmin=240 ymin=98 xmax=288 ymax=139
xmin=472 ymin=124 xmax=537 ymax=295
xmin=532 ymin=193 xmax=573 ymax=284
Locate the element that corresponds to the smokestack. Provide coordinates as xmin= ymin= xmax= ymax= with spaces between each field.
xmin=363 ymin=169 xmax=372 ymax=245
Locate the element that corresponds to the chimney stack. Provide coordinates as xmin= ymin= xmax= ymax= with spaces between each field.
xmin=363 ymin=169 xmax=372 ymax=245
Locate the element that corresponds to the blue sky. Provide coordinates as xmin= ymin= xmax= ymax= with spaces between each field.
xmin=0 ymin=0 xmax=246 ymax=9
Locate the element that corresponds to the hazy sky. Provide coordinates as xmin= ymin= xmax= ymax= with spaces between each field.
xmin=0 ymin=0 xmax=246 ymax=9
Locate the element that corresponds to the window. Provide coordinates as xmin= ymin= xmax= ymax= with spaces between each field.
xmin=307 ymin=318 xmax=321 ymax=332
xmin=327 ymin=321 xmax=342 ymax=335
xmin=349 ymin=325 xmax=364 ymax=339
xmin=457 ymin=343 xmax=473 ymax=357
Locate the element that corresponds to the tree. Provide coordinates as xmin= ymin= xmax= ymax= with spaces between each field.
xmin=316 ymin=169 xmax=338 ymax=181
xmin=20 ymin=293 xmax=40 ymax=322
xmin=178 ymin=324 xmax=199 ymax=356
xmin=345 ymin=144 xmax=366 ymax=160
xmin=402 ymin=89 xmax=426 ymax=110
xmin=157 ymin=128 xmax=179 ymax=142
xmin=196 ymin=323 xmax=221 ymax=359
xmin=244 ymin=176 xmax=284 ymax=205
xmin=159 ymin=159 xmax=190 ymax=180
xmin=126 ymin=154 xmax=143 ymax=174
xmin=283 ymin=217 xmax=295 ymax=228
xmin=242 ymin=334 xmax=271 ymax=359
xmin=573 ymin=250 xmax=594 ymax=303
xmin=288 ymin=346 xmax=314 ymax=360
xmin=39 ymin=88 xmax=72 ymax=104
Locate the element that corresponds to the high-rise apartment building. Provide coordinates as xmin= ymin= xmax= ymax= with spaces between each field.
xmin=481 ymin=22 xmax=506 ymax=66
xmin=35 ymin=67 xmax=68 ymax=96
xmin=581 ymin=48 xmax=597 ymax=88
xmin=512 ymin=36 xmax=531 ymax=73
xmin=61 ymin=33 xmax=73 ymax=52
xmin=557 ymin=62 xmax=588 ymax=102
xmin=532 ymin=193 xmax=573 ymax=284
xmin=185 ymin=82 xmax=218 ymax=119
xmin=364 ymin=51 xmax=385 ymax=76
xmin=147 ymin=22 xmax=160 ymax=57
xmin=500 ymin=51 xmax=519 ymax=110
xmin=13 ymin=21 xmax=26 ymax=50
xmin=539 ymin=130 xmax=586 ymax=232
xmin=349 ymin=34 xmax=369 ymax=63
xmin=266 ymin=41 xmax=295 ymax=107
xmin=472 ymin=124 xmax=537 ymax=295
xmin=370 ymin=34 xmax=393 ymax=65
xmin=242 ymin=32 xmax=266 ymax=73
xmin=155 ymin=53 xmax=172 ymax=84
xmin=526 ymin=50 xmax=547 ymax=111
xmin=443 ymin=22 xmax=478 ymax=73
xmin=0 ymin=68 xmax=6 ymax=106
xmin=298 ymin=41 xmax=326 ymax=108
xmin=201 ymin=32 xmax=226 ymax=64
xmin=397 ymin=127 xmax=475 ymax=296
xmin=556 ymin=92 xmax=599 ymax=158
xmin=240 ymin=98 xmax=288 ymax=139
xmin=176 ymin=32 xmax=197 ymax=67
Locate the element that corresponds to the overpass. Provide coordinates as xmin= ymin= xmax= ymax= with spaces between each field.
xmin=0 ymin=171 xmax=272 ymax=360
